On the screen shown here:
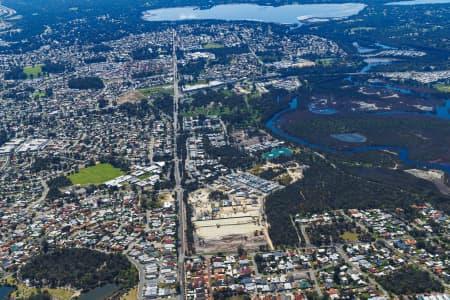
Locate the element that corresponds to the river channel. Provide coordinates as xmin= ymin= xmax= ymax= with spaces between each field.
xmin=265 ymin=95 xmax=450 ymax=173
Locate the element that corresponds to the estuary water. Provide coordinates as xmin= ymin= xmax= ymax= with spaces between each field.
xmin=78 ymin=284 xmax=119 ymax=300
xmin=0 ymin=286 xmax=14 ymax=300
xmin=386 ymin=0 xmax=450 ymax=5
xmin=142 ymin=3 xmax=367 ymax=24
xmin=265 ymin=98 xmax=450 ymax=173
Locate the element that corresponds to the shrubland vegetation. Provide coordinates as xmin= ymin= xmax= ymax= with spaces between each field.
xmin=266 ymin=150 xmax=450 ymax=246
xmin=181 ymin=87 xmax=294 ymax=127
xmin=46 ymin=175 xmax=72 ymax=200
xmin=282 ymin=111 xmax=450 ymax=163
xmin=377 ymin=266 xmax=444 ymax=295
xmin=68 ymin=76 xmax=104 ymax=90
xmin=20 ymin=248 xmax=138 ymax=292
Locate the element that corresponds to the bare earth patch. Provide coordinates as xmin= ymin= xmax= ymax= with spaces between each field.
xmin=190 ymin=186 xmax=268 ymax=253
xmin=405 ymin=169 xmax=450 ymax=195
xmin=117 ymin=90 xmax=145 ymax=105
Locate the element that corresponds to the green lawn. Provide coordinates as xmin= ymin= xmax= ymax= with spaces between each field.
xmin=203 ymin=42 xmax=224 ymax=49
xmin=2 ymin=276 xmax=74 ymax=300
xmin=33 ymin=90 xmax=46 ymax=99
xmin=341 ymin=231 xmax=359 ymax=241
xmin=138 ymin=85 xmax=173 ymax=97
xmin=435 ymin=84 xmax=450 ymax=93
xmin=23 ymin=65 xmax=44 ymax=78
xmin=138 ymin=173 xmax=153 ymax=180
xmin=182 ymin=106 xmax=232 ymax=117
xmin=68 ymin=163 xmax=124 ymax=185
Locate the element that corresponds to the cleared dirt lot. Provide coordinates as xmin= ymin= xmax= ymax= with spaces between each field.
xmin=190 ymin=184 xmax=268 ymax=253
xmin=117 ymin=90 xmax=145 ymax=105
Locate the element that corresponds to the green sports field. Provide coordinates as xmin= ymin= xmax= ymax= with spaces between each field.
xmin=138 ymin=85 xmax=173 ymax=97
xmin=68 ymin=163 xmax=124 ymax=185
xmin=341 ymin=231 xmax=359 ymax=241
xmin=203 ymin=43 xmax=224 ymax=49
xmin=23 ymin=65 xmax=44 ymax=78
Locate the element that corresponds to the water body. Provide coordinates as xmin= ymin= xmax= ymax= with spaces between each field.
xmin=308 ymin=103 xmax=338 ymax=115
xmin=360 ymin=58 xmax=396 ymax=73
xmin=362 ymin=81 xmax=450 ymax=120
xmin=374 ymin=42 xmax=396 ymax=50
xmin=78 ymin=284 xmax=119 ymax=300
xmin=386 ymin=0 xmax=450 ymax=5
xmin=142 ymin=3 xmax=367 ymax=24
xmin=365 ymin=82 xmax=412 ymax=94
xmin=263 ymin=147 xmax=293 ymax=159
xmin=331 ymin=133 xmax=367 ymax=143
xmin=353 ymin=42 xmax=398 ymax=73
xmin=372 ymin=99 xmax=450 ymax=120
xmin=353 ymin=42 xmax=376 ymax=54
xmin=353 ymin=60 xmax=449 ymax=119
xmin=265 ymin=98 xmax=450 ymax=173
xmin=0 ymin=286 xmax=14 ymax=300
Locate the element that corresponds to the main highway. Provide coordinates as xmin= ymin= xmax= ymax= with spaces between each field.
xmin=172 ymin=30 xmax=187 ymax=300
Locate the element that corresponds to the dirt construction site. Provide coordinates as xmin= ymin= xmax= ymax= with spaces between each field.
xmin=189 ymin=173 xmax=278 ymax=253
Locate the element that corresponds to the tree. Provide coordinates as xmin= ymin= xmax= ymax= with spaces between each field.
xmin=377 ymin=266 xmax=444 ymax=295
xmin=68 ymin=77 xmax=104 ymax=90
xmin=237 ymin=245 xmax=246 ymax=257
xmin=21 ymin=248 xmax=138 ymax=291
xmin=98 ymin=98 xmax=108 ymax=108
xmin=40 ymin=239 xmax=49 ymax=254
